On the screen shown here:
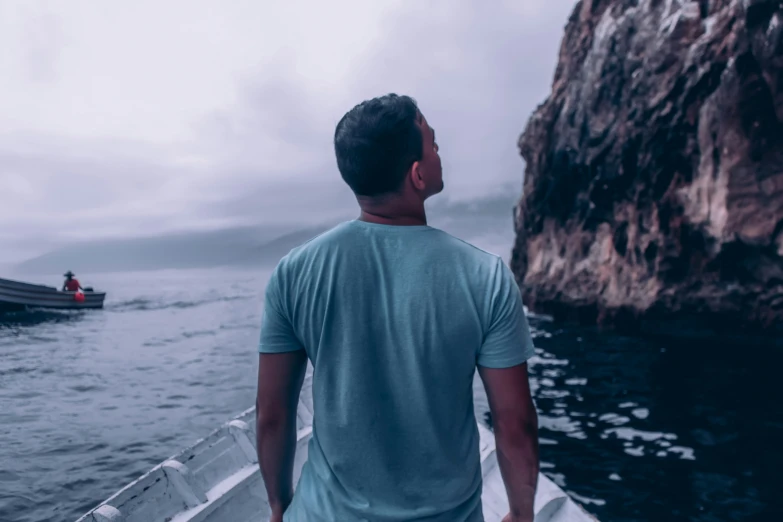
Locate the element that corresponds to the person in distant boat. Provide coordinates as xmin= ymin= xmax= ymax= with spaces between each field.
xmin=62 ymin=271 xmax=82 ymax=292
xmin=256 ymin=94 xmax=539 ymax=522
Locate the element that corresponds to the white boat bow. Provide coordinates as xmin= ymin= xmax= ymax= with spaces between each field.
xmin=75 ymin=371 xmax=597 ymax=522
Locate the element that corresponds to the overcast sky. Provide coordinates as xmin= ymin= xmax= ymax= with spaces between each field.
xmin=0 ymin=0 xmax=575 ymax=264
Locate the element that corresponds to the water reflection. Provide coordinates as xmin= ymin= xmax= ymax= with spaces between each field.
xmin=536 ymin=349 xmax=693 ymax=460
xmin=0 ymin=309 xmax=88 ymax=331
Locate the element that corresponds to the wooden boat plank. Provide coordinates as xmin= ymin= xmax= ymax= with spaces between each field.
xmin=0 ymin=289 xmax=105 ymax=303
xmin=185 ymin=432 xmax=254 ymax=493
xmin=0 ymin=296 xmax=105 ymax=310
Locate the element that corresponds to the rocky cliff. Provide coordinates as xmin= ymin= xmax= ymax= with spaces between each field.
xmin=511 ymin=0 xmax=783 ymax=334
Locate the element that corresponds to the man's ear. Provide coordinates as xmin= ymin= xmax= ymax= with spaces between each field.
xmin=410 ymin=161 xmax=426 ymax=191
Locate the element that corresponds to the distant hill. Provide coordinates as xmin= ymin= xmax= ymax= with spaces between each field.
xmin=236 ymin=226 xmax=333 ymax=266
xmin=14 ymin=187 xmax=519 ymax=275
xmin=15 ymin=224 xmax=332 ymax=275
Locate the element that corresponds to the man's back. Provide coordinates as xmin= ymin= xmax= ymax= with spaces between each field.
xmin=259 ymin=220 xmax=535 ymax=522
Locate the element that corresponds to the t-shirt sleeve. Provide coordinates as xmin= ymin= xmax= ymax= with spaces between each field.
xmin=258 ymin=264 xmax=305 ymax=354
xmin=477 ymin=258 xmax=535 ymax=368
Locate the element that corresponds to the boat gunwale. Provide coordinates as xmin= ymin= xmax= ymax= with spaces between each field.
xmin=74 ymin=407 xmax=257 ymax=522
xmin=0 ymin=277 xmax=60 ymax=293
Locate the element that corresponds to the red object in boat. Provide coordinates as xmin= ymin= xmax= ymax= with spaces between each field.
xmin=74 ymin=292 xmax=86 ymax=303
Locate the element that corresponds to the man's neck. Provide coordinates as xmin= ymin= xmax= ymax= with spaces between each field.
xmin=358 ymin=209 xmax=427 ymax=226
xmin=357 ymin=198 xmax=427 ymax=226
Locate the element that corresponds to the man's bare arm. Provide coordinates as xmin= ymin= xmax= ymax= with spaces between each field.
xmin=256 ymin=351 xmax=307 ymax=518
xmin=479 ymin=362 xmax=539 ymax=522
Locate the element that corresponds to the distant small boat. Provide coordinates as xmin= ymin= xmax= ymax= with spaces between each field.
xmin=0 ymin=277 xmax=106 ymax=311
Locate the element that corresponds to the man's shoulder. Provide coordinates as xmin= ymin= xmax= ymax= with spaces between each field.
xmin=274 ymin=222 xmax=504 ymax=277
xmin=275 ymin=222 xmax=353 ymax=269
xmin=429 ymin=228 xmax=505 ymax=265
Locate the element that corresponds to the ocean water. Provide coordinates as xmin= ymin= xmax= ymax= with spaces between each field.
xmin=1 ymin=263 xmax=780 ymax=522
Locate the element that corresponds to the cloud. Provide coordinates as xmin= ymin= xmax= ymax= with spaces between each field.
xmin=0 ymin=0 xmax=577 ymax=263
xmin=196 ymin=0 xmax=577 ymax=203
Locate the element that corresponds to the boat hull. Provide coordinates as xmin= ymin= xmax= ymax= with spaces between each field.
xmin=0 ymin=277 xmax=105 ymax=310
xmin=74 ymin=368 xmax=597 ymax=522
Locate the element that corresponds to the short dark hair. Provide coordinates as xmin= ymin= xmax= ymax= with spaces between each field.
xmin=334 ymin=94 xmax=423 ymax=197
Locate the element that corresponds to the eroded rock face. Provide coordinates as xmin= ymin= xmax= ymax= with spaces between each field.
xmin=512 ymin=0 xmax=783 ymax=333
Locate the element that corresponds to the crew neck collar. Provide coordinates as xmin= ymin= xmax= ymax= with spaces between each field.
xmin=348 ymin=219 xmax=433 ymax=232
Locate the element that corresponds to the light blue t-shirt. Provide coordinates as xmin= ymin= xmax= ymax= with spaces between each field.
xmin=259 ymin=220 xmax=534 ymax=522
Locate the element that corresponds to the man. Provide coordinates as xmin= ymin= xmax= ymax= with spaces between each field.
xmin=62 ymin=271 xmax=82 ymax=292
xmin=256 ymin=94 xmax=539 ymax=522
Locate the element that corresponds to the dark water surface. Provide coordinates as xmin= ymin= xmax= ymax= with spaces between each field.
xmin=513 ymin=320 xmax=781 ymax=522
xmin=1 ymin=267 xmax=779 ymax=522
